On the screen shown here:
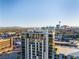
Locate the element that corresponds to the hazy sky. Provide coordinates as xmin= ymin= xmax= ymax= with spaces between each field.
xmin=0 ymin=0 xmax=79 ymax=27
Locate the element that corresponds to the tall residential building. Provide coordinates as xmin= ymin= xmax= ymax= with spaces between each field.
xmin=21 ymin=29 xmax=55 ymax=59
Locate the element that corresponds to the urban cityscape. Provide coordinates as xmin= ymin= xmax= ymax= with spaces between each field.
xmin=0 ymin=23 xmax=79 ymax=59
xmin=0 ymin=0 xmax=79 ymax=59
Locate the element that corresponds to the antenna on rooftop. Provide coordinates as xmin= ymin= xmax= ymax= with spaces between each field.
xmin=59 ymin=21 xmax=61 ymax=26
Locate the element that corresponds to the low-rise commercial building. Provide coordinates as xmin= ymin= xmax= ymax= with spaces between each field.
xmin=0 ymin=38 xmax=13 ymax=54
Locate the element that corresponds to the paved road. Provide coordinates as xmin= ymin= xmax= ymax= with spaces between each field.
xmin=0 ymin=53 xmax=17 ymax=59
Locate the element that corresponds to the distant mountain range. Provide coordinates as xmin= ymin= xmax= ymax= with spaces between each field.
xmin=0 ymin=26 xmax=79 ymax=33
xmin=0 ymin=26 xmax=27 ymax=32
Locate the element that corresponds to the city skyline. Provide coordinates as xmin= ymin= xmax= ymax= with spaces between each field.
xmin=0 ymin=0 xmax=79 ymax=27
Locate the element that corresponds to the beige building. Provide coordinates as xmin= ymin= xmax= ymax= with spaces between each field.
xmin=0 ymin=38 xmax=13 ymax=54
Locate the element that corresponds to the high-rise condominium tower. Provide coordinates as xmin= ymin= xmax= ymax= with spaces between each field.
xmin=21 ymin=29 xmax=55 ymax=59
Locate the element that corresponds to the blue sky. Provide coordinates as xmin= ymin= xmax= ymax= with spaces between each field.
xmin=0 ymin=0 xmax=79 ymax=27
